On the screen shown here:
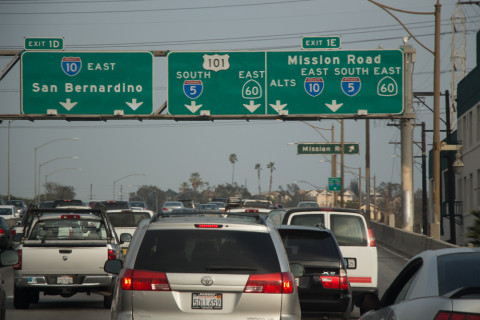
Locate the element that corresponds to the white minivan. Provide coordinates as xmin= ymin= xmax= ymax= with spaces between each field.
xmin=267 ymin=207 xmax=378 ymax=303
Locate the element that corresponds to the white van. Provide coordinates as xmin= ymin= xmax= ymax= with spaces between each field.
xmin=267 ymin=207 xmax=378 ymax=301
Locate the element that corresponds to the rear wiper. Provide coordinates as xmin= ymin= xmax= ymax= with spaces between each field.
xmin=206 ymin=266 xmax=258 ymax=272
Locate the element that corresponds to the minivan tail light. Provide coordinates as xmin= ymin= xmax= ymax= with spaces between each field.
xmin=368 ymin=229 xmax=376 ymax=247
xmin=244 ymin=272 xmax=294 ymax=294
xmin=435 ymin=311 xmax=480 ymax=320
xmin=121 ymin=269 xmax=171 ymax=291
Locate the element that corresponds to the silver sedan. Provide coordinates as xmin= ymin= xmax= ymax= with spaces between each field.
xmin=357 ymin=247 xmax=480 ymax=319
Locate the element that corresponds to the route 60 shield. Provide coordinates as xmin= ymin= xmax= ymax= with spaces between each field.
xmin=61 ymin=57 xmax=82 ymax=76
xmin=183 ymin=80 xmax=203 ymax=99
xmin=304 ymin=77 xmax=324 ymax=97
xmin=341 ymin=77 xmax=361 ymax=97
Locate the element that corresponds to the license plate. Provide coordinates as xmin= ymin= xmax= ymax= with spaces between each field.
xmin=192 ymin=293 xmax=222 ymax=310
xmin=57 ymin=276 xmax=73 ymax=284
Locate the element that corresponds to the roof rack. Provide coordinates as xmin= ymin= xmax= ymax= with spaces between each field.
xmin=151 ymin=209 xmax=267 ymax=225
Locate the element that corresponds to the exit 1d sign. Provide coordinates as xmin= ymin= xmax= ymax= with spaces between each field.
xmin=25 ymin=37 xmax=64 ymax=50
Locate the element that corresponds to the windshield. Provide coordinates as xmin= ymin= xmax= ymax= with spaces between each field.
xmin=0 ymin=208 xmax=13 ymax=216
xmin=107 ymin=212 xmax=150 ymax=227
xmin=29 ymin=218 xmax=107 ymax=241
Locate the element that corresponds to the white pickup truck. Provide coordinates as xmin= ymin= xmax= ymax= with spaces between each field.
xmin=13 ymin=208 xmax=124 ymax=309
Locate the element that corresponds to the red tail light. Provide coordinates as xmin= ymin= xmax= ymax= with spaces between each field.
xmin=195 ymin=224 xmax=222 ymax=228
xmin=13 ymin=249 xmax=22 ymax=270
xmin=108 ymin=249 xmax=116 ymax=260
xmin=0 ymin=229 xmax=4 ymax=235
xmin=320 ymin=270 xmax=349 ymax=290
xmin=368 ymin=229 xmax=376 ymax=247
xmin=61 ymin=214 xmax=81 ymax=219
xmin=435 ymin=311 xmax=480 ymax=320
xmin=244 ymin=272 xmax=294 ymax=294
xmin=11 ymin=229 xmax=16 ymax=237
xmin=120 ymin=269 xmax=171 ymax=291
xmin=245 ymin=209 xmax=259 ymax=213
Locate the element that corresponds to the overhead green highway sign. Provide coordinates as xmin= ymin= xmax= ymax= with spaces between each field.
xmin=24 ymin=37 xmax=64 ymax=50
xmin=302 ymin=36 xmax=341 ymax=49
xmin=21 ymin=51 xmax=154 ymax=115
xmin=167 ymin=49 xmax=403 ymax=116
xmin=297 ymin=143 xmax=360 ymax=155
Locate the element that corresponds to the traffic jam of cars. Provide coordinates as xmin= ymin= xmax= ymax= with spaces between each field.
xmin=0 ymin=197 xmax=478 ymax=320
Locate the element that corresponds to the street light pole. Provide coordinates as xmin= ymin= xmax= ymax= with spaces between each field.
xmin=368 ymin=0 xmax=441 ymax=238
xmin=38 ymin=156 xmax=79 ymax=200
xmin=34 ymin=137 xmax=79 ymax=202
xmin=113 ymin=173 xmax=146 ymax=200
xmin=44 ymin=167 xmax=82 ymax=200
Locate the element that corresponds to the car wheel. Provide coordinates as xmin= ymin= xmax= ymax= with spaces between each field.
xmin=13 ymin=286 xmax=30 ymax=309
xmin=104 ymin=294 xmax=113 ymax=309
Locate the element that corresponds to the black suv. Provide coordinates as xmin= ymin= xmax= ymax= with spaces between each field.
xmin=276 ymin=225 xmax=352 ymax=320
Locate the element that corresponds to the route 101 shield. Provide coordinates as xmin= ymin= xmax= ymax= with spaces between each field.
xmin=183 ymin=80 xmax=203 ymax=99
xmin=304 ymin=77 xmax=324 ymax=97
xmin=341 ymin=77 xmax=361 ymax=97
xmin=61 ymin=57 xmax=82 ymax=77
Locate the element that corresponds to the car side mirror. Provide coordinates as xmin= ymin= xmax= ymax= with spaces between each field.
xmin=290 ymin=263 xmax=304 ymax=278
xmin=120 ymin=233 xmax=132 ymax=244
xmin=354 ymin=292 xmax=381 ymax=314
xmin=0 ymin=250 xmax=19 ymax=266
xmin=104 ymin=259 xmax=123 ymax=275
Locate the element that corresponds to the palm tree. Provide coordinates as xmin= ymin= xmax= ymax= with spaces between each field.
xmin=189 ymin=172 xmax=203 ymax=192
xmin=229 ymin=153 xmax=237 ymax=184
xmin=254 ymin=163 xmax=262 ymax=195
xmin=266 ymin=162 xmax=275 ymax=195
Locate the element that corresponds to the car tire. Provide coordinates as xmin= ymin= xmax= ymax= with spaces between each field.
xmin=104 ymin=294 xmax=113 ymax=309
xmin=342 ymin=310 xmax=352 ymax=320
xmin=0 ymin=290 xmax=5 ymax=320
xmin=13 ymin=286 xmax=30 ymax=309
xmin=31 ymin=290 xmax=40 ymax=304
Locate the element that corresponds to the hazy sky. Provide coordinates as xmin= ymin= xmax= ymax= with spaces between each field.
xmin=1 ymin=0 xmax=479 ymax=201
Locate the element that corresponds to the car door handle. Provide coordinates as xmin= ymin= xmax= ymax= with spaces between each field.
xmin=59 ymin=249 xmax=72 ymax=254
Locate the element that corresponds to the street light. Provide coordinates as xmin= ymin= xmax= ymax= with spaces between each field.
xmin=38 ymin=156 xmax=79 ymax=200
xmin=113 ymin=173 xmax=146 ymax=200
xmin=367 ymin=0 xmax=443 ymax=238
xmin=44 ymin=167 xmax=82 ymax=201
xmin=34 ymin=137 xmax=79 ymax=201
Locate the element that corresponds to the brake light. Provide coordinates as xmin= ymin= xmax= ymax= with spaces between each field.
xmin=11 ymin=229 xmax=16 ymax=237
xmin=13 ymin=249 xmax=22 ymax=270
xmin=245 ymin=209 xmax=259 ymax=213
xmin=120 ymin=269 xmax=171 ymax=291
xmin=435 ymin=311 xmax=480 ymax=320
xmin=194 ymin=224 xmax=222 ymax=228
xmin=368 ymin=229 xmax=376 ymax=247
xmin=320 ymin=269 xmax=349 ymax=290
xmin=61 ymin=215 xmax=80 ymax=219
xmin=108 ymin=249 xmax=116 ymax=260
xmin=0 ymin=229 xmax=4 ymax=235
xmin=244 ymin=272 xmax=294 ymax=294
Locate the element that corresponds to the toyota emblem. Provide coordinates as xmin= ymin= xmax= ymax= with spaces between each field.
xmin=201 ymin=276 xmax=213 ymax=286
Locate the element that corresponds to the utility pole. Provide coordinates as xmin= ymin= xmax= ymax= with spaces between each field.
xmin=401 ymin=44 xmax=416 ymax=231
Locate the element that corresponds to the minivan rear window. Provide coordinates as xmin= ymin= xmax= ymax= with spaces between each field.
xmin=330 ymin=215 xmax=367 ymax=246
xmin=135 ymin=230 xmax=280 ymax=274
xmin=290 ymin=214 xmax=325 ymax=228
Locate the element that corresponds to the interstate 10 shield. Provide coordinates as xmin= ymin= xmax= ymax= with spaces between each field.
xmin=304 ymin=77 xmax=324 ymax=97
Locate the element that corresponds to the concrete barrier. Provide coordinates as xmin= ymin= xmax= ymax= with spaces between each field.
xmin=372 ymin=221 xmax=458 ymax=258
